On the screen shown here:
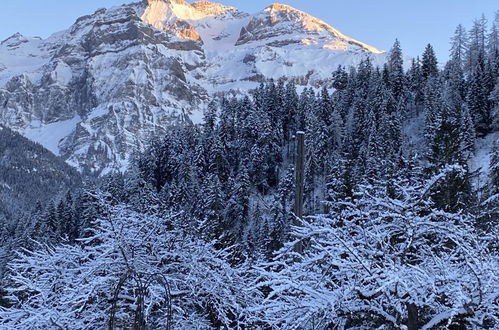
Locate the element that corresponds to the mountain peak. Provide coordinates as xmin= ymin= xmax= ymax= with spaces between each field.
xmin=139 ymin=0 xmax=247 ymax=42
xmin=1 ymin=33 xmax=27 ymax=46
xmin=191 ymin=1 xmax=238 ymax=16
xmin=143 ymin=0 xmax=189 ymax=5
xmin=140 ymin=0 xmax=202 ymax=40
xmin=265 ymin=3 xmax=297 ymax=12
xmin=235 ymin=3 xmax=383 ymax=54
xmin=0 ymin=0 xmax=388 ymax=172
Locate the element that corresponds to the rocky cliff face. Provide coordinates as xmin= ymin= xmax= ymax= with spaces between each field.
xmin=236 ymin=3 xmax=382 ymax=53
xmin=0 ymin=0 xmax=388 ymax=174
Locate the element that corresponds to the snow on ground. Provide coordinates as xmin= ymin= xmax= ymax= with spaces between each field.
xmin=470 ymin=131 xmax=499 ymax=189
xmin=1 ymin=0 xmax=397 ymax=172
xmin=23 ymin=116 xmax=81 ymax=156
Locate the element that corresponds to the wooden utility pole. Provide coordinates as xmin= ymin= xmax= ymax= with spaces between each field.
xmin=294 ymin=131 xmax=305 ymax=253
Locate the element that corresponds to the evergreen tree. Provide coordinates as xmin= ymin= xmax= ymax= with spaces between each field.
xmin=478 ymin=141 xmax=499 ymax=231
xmin=488 ymin=141 xmax=499 ymax=196
xmin=332 ymin=65 xmax=348 ymax=91
xmin=226 ymin=165 xmax=251 ymax=235
xmin=203 ymin=100 xmax=218 ymax=134
xmin=421 ymin=44 xmax=439 ymax=80
xmin=201 ymin=173 xmax=225 ymax=241
xmin=467 ymin=15 xmax=488 ymax=73
xmin=450 ymin=24 xmax=468 ymax=68
xmin=488 ymin=11 xmax=499 ymax=79
xmin=423 ymin=77 xmax=444 ymax=147
xmin=489 ymin=77 xmax=499 ymax=131
xmin=407 ymin=57 xmax=424 ymax=109
xmin=459 ymin=106 xmax=476 ymax=159
xmin=387 ymin=39 xmax=405 ymax=100
xmin=467 ymin=50 xmax=491 ymax=136
xmin=267 ymin=166 xmax=294 ymax=253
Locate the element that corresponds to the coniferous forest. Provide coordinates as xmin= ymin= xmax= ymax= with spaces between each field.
xmin=1 ymin=12 xmax=499 ymax=330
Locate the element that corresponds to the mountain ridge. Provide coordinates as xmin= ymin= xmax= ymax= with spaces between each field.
xmin=0 ymin=0 xmax=389 ymax=174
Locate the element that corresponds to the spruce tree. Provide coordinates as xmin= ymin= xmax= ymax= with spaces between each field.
xmin=421 ymin=44 xmax=439 ymax=80
xmin=489 ymin=77 xmax=499 ymax=131
xmin=407 ymin=57 xmax=424 ymax=109
xmin=388 ymin=39 xmax=405 ymax=100
xmin=488 ymin=11 xmax=499 ymax=79
xmin=489 ymin=142 xmax=499 ymax=195
xmin=467 ymin=51 xmax=491 ymax=136
xmin=450 ymin=24 xmax=468 ymax=68
xmin=467 ymin=15 xmax=488 ymax=73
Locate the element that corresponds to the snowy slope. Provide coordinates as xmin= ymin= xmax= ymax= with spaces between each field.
xmin=0 ymin=34 xmax=49 ymax=86
xmin=471 ymin=132 xmax=499 ymax=189
xmin=0 ymin=0 xmax=390 ymax=173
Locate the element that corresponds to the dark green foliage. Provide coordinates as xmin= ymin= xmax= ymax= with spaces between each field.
xmin=421 ymin=44 xmax=439 ymax=80
xmin=0 ymin=126 xmax=81 ymax=222
xmin=467 ymin=51 xmax=492 ymax=136
xmin=2 ymin=12 xmax=499 ymax=329
xmin=388 ymin=39 xmax=406 ymax=100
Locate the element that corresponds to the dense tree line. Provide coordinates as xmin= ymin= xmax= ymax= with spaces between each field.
xmin=0 ymin=126 xmax=82 ymax=280
xmin=1 ymin=12 xmax=499 ymax=329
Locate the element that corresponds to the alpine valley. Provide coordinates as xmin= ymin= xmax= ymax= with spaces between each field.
xmin=0 ymin=0 xmax=389 ymax=174
xmin=1 ymin=1 xmax=499 ymax=329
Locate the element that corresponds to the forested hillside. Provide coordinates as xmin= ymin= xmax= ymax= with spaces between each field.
xmin=0 ymin=125 xmax=82 ymax=280
xmin=1 ymin=12 xmax=499 ymax=330
xmin=0 ymin=126 xmax=81 ymax=220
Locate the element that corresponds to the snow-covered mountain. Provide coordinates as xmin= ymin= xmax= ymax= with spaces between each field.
xmin=0 ymin=0 xmax=389 ymax=174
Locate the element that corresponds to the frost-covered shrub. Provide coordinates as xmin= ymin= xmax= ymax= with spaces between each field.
xmin=0 ymin=205 xmax=258 ymax=329
xmin=251 ymin=172 xmax=499 ymax=329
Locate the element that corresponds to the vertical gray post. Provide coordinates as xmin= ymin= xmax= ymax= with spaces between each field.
xmin=294 ymin=131 xmax=305 ymax=221
xmin=294 ymin=131 xmax=305 ymax=253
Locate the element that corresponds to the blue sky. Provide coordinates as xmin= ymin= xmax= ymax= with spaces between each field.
xmin=0 ymin=0 xmax=497 ymax=61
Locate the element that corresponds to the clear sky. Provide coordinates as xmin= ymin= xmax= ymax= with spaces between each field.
xmin=0 ymin=0 xmax=497 ymax=62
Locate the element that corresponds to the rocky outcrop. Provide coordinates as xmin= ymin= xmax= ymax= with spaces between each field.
xmin=0 ymin=1 xmax=387 ymax=174
xmin=0 ymin=3 xmax=209 ymax=174
xmin=236 ymin=3 xmax=382 ymax=54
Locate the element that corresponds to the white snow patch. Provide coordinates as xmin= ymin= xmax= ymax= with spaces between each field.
xmin=470 ymin=131 xmax=499 ymax=189
xmin=51 ymin=61 xmax=73 ymax=86
xmin=23 ymin=116 xmax=81 ymax=156
xmin=0 ymin=34 xmax=50 ymax=87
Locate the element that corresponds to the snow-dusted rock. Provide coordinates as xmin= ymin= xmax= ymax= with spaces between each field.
xmin=0 ymin=0 xmax=387 ymax=174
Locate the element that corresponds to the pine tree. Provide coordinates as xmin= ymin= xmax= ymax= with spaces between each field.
xmin=427 ymin=100 xmax=463 ymax=169
xmin=201 ymin=173 xmax=225 ymax=241
xmin=55 ymin=194 xmax=77 ymax=241
xmin=364 ymin=109 xmax=382 ymax=180
xmin=446 ymin=27 xmax=467 ymax=103
xmin=467 ymin=51 xmax=491 ymax=136
xmin=203 ymin=100 xmax=218 ymax=134
xmin=407 ymin=57 xmax=424 ymax=110
xmin=423 ymin=77 xmax=444 ymax=147
xmin=421 ymin=44 xmax=439 ymax=80
xmin=489 ymin=77 xmax=499 ymax=131
xmin=467 ymin=15 xmax=487 ymax=73
xmin=73 ymin=189 xmax=111 ymax=238
xmin=267 ymin=166 xmax=294 ymax=254
xmin=228 ymin=166 xmax=251 ymax=232
xmin=489 ymin=142 xmax=499 ymax=196
xmin=450 ymin=24 xmax=468 ymax=68
xmin=488 ymin=11 xmax=499 ymax=79
xmin=388 ymin=39 xmax=405 ymax=100
xmin=426 ymin=114 xmax=473 ymax=212
xmin=283 ymin=82 xmax=299 ymax=149
xmin=459 ymin=106 xmax=476 ymax=159
xmin=208 ymin=138 xmax=230 ymax=182
xmin=478 ymin=141 xmax=499 ymax=231
xmin=332 ymin=65 xmax=348 ymax=91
